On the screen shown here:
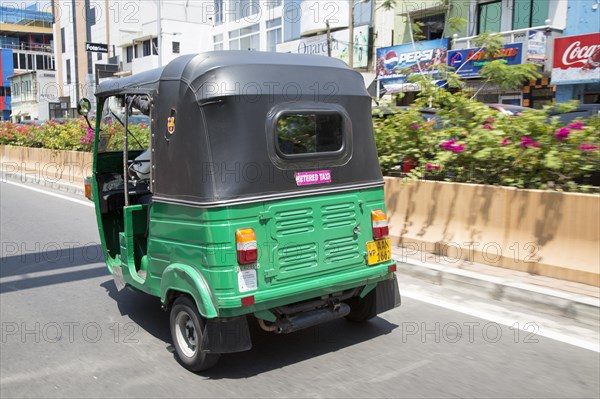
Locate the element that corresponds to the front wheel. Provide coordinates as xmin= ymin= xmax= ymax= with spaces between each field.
xmin=169 ymin=296 xmax=220 ymax=371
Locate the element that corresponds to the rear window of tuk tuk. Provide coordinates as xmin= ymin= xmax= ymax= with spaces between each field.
xmin=275 ymin=112 xmax=344 ymax=156
xmin=270 ymin=106 xmax=352 ymax=160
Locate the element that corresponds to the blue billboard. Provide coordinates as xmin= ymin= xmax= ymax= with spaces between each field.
xmin=376 ymin=39 xmax=449 ymax=81
xmin=447 ymin=43 xmax=523 ymax=78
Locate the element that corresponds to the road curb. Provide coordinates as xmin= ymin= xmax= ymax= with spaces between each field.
xmin=395 ymin=256 xmax=600 ymax=327
xmin=0 ymin=170 xmax=84 ymax=196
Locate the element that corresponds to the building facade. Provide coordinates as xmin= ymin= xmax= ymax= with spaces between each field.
xmin=0 ymin=3 xmax=55 ymax=120
xmin=552 ymin=0 xmax=600 ymax=104
xmin=8 ymin=70 xmax=57 ymax=121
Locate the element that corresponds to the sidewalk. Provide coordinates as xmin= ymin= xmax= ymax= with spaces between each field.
xmin=3 ymin=168 xmax=599 ymax=326
xmin=393 ymin=246 xmax=600 ymax=326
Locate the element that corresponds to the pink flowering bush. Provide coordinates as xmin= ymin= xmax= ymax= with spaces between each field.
xmin=0 ymin=117 xmax=150 ymax=152
xmin=373 ymin=85 xmax=600 ymax=192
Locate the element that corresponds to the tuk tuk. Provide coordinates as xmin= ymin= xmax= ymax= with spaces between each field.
xmin=78 ymin=51 xmax=400 ymax=371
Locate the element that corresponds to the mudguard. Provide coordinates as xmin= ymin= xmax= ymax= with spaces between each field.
xmin=160 ymin=264 xmax=218 ymax=318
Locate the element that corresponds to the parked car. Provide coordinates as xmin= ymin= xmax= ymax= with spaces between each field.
xmin=486 ymin=103 xmax=529 ymax=116
xmin=548 ymin=104 xmax=600 ymax=125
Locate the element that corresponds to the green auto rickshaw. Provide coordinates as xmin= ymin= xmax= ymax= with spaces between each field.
xmin=78 ymin=51 xmax=400 ymax=371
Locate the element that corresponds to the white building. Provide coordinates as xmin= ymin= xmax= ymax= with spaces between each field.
xmin=116 ymin=0 xmax=214 ymax=76
xmin=8 ymin=70 xmax=57 ymax=121
xmin=52 ymin=0 xmax=396 ymax=100
xmin=52 ymin=0 xmax=123 ymax=112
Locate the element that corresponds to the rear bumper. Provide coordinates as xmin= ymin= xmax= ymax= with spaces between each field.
xmin=215 ymin=260 xmax=398 ymax=318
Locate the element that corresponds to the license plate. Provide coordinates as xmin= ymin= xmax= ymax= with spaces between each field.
xmin=366 ymin=238 xmax=392 ymax=265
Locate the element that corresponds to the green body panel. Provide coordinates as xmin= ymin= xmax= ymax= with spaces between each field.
xmin=91 ymin=98 xmax=394 ymax=319
xmin=160 ymin=264 xmax=218 ymax=318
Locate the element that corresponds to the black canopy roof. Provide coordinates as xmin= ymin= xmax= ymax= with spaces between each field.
xmin=95 ymin=51 xmax=368 ymax=99
xmin=96 ymin=51 xmax=382 ymax=206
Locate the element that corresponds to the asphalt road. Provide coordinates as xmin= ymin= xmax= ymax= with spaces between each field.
xmin=1 ymin=180 xmax=599 ymax=398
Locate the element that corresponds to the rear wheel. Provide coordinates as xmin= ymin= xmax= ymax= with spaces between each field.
xmin=169 ymin=296 xmax=220 ymax=371
xmin=345 ymin=290 xmax=377 ymax=322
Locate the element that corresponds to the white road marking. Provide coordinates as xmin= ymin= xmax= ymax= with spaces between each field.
xmin=368 ymin=359 xmax=431 ymax=383
xmin=1 ymin=180 xmax=93 ymax=207
xmin=402 ymin=289 xmax=600 ymax=353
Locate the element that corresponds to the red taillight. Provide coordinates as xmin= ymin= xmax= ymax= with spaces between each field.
xmin=388 ymin=264 xmax=397 ymax=273
xmin=241 ymin=295 xmax=255 ymax=307
xmin=371 ymin=209 xmax=389 ymax=240
xmin=236 ymin=228 xmax=257 ymax=264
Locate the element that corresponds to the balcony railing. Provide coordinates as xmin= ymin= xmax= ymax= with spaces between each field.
xmin=0 ymin=41 xmax=53 ymax=53
xmin=452 ymin=25 xmax=564 ymax=49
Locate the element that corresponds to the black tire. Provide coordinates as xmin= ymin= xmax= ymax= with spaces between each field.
xmin=169 ymin=296 xmax=220 ymax=372
xmin=345 ymin=290 xmax=377 ymax=322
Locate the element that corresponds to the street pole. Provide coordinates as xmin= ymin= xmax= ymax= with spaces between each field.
xmin=326 ymin=20 xmax=332 ymax=57
xmin=348 ymin=0 xmax=354 ymax=68
xmin=157 ymin=0 xmax=162 ymax=66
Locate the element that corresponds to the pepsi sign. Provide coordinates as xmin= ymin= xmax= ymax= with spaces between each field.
xmin=376 ymin=39 xmax=448 ymax=82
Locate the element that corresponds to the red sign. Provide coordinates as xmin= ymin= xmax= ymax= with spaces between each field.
xmin=552 ymin=33 xmax=600 ymax=84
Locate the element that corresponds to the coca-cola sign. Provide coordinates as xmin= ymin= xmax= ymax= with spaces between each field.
xmin=552 ymin=33 xmax=600 ymax=85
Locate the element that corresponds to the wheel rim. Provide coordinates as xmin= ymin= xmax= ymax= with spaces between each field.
xmin=174 ymin=311 xmax=197 ymax=358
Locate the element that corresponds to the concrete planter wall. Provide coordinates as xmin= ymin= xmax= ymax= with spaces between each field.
xmin=385 ymin=177 xmax=600 ymax=287
xmin=0 ymin=145 xmax=92 ymax=185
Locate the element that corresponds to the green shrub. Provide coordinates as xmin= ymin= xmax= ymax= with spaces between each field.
xmin=373 ymin=88 xmax=599 ymax=192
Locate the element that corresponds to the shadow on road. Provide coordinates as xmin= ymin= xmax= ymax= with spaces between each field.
xmin=101 ymin=279 xmax=398 ymax=378
xmin=0 ymin=245 xmax=107 ymax=293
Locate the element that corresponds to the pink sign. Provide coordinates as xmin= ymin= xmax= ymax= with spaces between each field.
xmin=294 ymin=170 xmax=332 ymax=186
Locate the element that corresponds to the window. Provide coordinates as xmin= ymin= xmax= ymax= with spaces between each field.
xmin=477 ymin=1 xmax=502 ymax=34
xmin=143 ymin=40 xmax=151 ymax=56
xmin=66 ymin=59 xmax=71 ymax=84
xmin=97 ymin=52 xmax=102 ymax=61
xmin=276 ymin=113 xmax=344 ymax=155
xmin=266 ymin=18 xmax=282 ymax=52
xmin=61 ymin=27 xmax=65 ymax=53
xmin=214 ymin=0 xmax=223 ymax=25
xmin=134 ymin=44 xmax=139 ymax=58
xmin=213 ymin=34 xmax=223 ymax=50
xmin=36 ymin=55 xmax=43 ymax=69
xmin=172 ymin=41 xmax=180 ymax=53
xmin=87 ymin=6 xmax=96 ymax=25
xmin=126 ymin=46 xmax=134 ymax=63
xmin=152 ymin=38 xmax=158 ymax=55
xmin=414 ymin=14 xmax=445 ymax=40
xmin=229 ymin=0 xmax=259 ymax=21
xmin=513 ymin=0 xmax=549 ymax=30
xmin=229 ymin=23 xmax=259 ymax=51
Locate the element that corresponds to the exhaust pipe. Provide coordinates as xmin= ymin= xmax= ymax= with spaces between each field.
xmin=273 ymin=303 xmax=350 ymax=334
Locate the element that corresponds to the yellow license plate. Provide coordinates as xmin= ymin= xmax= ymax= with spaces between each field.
xmin=366 ymin=238 xmax=391 ymax=265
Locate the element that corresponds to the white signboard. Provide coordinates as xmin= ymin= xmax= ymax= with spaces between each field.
xmin=277 ymin=25 xmax=369 ymax=68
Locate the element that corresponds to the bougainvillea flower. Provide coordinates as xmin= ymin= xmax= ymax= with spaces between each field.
xmin=410 ymin=124 xmax=422 ymax=130
xmin=482 ymin=124 xmax=494 ymax=130
xmin=554 ymin=127 xmax=571 ymax=140
xmin=501 ymin=138 xmax=510 ymax=146
xmin=568 ymin=122 xmax=585 ymax=130
xmin=579 ymin=144 xmax=598 ymax=151
xmin=485 ymin=117 xmax=496 ymax=124
xmin=426 ymin=163 xmax=441 ymax=170
xmin=521 ymin=136 xmax=540 ymax=149
xmin=440 ymin=140 xmax=456 ymax=149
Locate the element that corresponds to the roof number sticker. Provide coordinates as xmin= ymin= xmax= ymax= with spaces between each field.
xmin=294 ymin=170 xmax=332 ymax=186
